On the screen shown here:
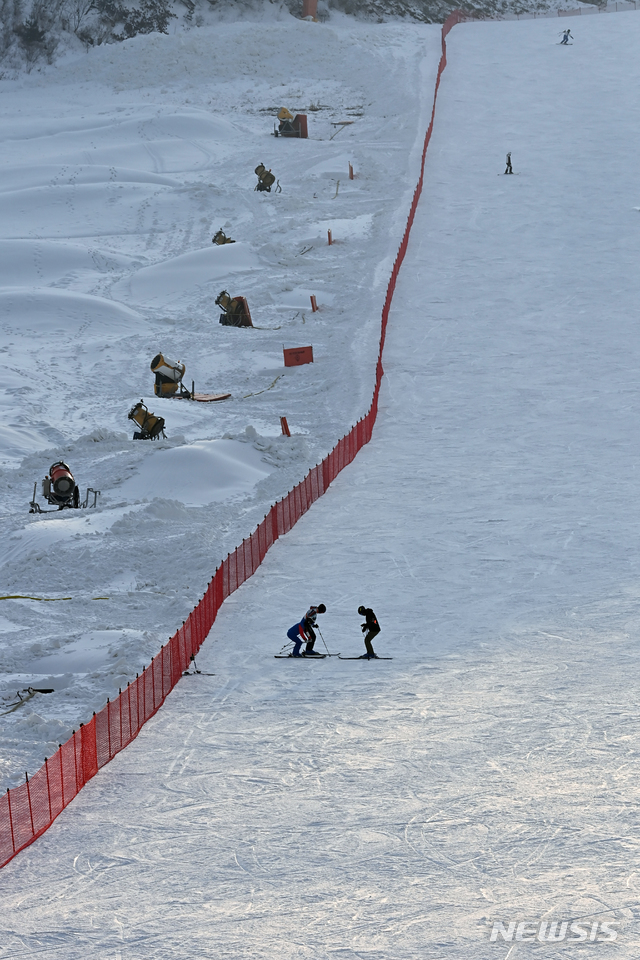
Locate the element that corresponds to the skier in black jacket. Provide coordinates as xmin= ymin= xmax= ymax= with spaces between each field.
xmin=358 ymin=605 xmax=380 ymax=659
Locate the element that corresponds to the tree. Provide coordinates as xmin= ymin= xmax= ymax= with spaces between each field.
xmin=14 ymin=1 xmax=65 ymax=68
xmin=118 ymin=0 xmax=176 ymax=37
xmin=0 ymin=0 xmax=24 ymax=64
xmin=63 ymin=0 xmax=98 ymax=34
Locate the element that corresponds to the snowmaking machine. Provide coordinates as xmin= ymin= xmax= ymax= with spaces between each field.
xmin=273 ymin=108 xmax=308 ymax=139
xmin=29 ymin=461 xmax=100 ymax=514
xmin=212 ymin=229 xmax=235 ymax=245
xmin=150 ymin=352 xmax=232 ymax=403
xmin=254 ymin=163 xmax=279 ymax=193
xmin=128 ymin=400 xmax=166 ymax=440
xmin=150 ymin=353 xmax=191 ymax=398
xmin=215 ymin=290 xmax=253 ymax=328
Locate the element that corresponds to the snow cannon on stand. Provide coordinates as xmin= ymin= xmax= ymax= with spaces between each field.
xmin=150 ymin=353 xmax=232 ymax=404
xmin=150 ymin=353 xmax=190 ymax=398
xmin=273 ymin=108 xmax=308 ymax=139
xmin=254 ymin=163 xmax=279 ymax=193
xmin=29 ymin=461 xmax=100 ymax=514
xmin=128 ymin=400 xmax=166 ymax=441
xmin=216 ymin=290 xmax=253 ymax=328
xmin=35 ymin=461 xmax=77 ymax=511
xmin=212 ymin=229 xmax=235 ymax=245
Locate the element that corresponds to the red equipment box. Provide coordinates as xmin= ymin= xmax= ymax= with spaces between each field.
xmin=284 ymin=346 xmax=313 ymax=367
xmin=235 ymin=296 xmax=252 ymax=327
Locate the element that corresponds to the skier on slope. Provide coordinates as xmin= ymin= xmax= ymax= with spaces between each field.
xmin=560 ymin=29 xmax=573 ymax=45
xmin=358 ymin=605 xmax=380 ymax=659
xmin=286 ymin=603 xmax=326 ymax=657
xmin=505 ymin=152 xmax=513 ymax=175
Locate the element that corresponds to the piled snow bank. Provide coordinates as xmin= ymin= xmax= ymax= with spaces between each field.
xmin=117 ymin=438 xmax=273 ymax=505
xmin=0 ymin=289 xmax=143 ymax=332
xmin=115 ymin=243 xmax=261 ymax=304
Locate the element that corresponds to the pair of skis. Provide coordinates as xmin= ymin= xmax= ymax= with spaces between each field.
xmin=275 ymin=625 xmax=392 ymax=660
xmin=182 ymin=655 xmax=215 ymax=676
xmin=274 ymin=652 xmax=393 ymax=660
xmin=339 ymin=655 xmax=393 ymax=660
xmin=274 ymin=652 xmax=333 ymax=659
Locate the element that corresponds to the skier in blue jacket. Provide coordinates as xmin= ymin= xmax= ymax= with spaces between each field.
xmin=286 ymin=603 xmax=326 ymax=657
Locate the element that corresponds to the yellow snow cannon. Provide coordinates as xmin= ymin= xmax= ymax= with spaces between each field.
xmin=212 ymin=229 xmax=235 ymax=245
xmin=255 ymin=163 xmax=278 ymax=193
xmin=150 ymin=353 xmax=190 ymax=398
xmin=128 ymin=400 xmax=166 ymax=440
xmin=215 ymin=290 xmax=253 ymax=328
xmin=274 ymin=108 xmax=308 ymax=139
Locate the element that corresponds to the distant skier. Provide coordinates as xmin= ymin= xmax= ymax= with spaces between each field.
xmin=358 ymin=605 xmax=380 ymax=659
xmin=505 ymin=152 xmax=513 ymax=175
xmin=560 ymin=29 xmax=573 ymax=44
xmin=286 ymin=603 xmax=326 ymax=657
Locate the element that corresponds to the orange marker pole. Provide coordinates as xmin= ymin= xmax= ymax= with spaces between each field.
xmin=328 ymin=229 xmax=332 ymax=245
xmin=280 ymin=417 xmax=291 ymax=437
xmin=349 ymin=163 xmax=354 ymax=180
xmin=310 ymin=295 xmax=318 ymax=312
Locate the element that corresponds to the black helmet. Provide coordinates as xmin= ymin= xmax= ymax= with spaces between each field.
xmin=317 ymin=603 xmax=326 ymax=613
xmin=358 ymin=605 xmax=366 ymax=615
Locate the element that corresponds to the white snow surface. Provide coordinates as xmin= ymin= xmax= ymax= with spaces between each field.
xmin=3 ymin=8 xmax=640 ymax=958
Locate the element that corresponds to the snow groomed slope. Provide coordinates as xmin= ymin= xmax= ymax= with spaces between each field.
xmin=4 ymin=9 xmax=640 ymax=959
xmin=0 ymin=12 xmax=465 ymax=872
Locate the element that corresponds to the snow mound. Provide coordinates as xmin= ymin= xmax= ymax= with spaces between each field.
xmin=139 ymin=499 xmax=194 ymax=521
xmin=117 ymin=439 xmax=273 ymax=506
xmin=226 ymin=425 xmax=311 ymax=466
xmin=114 ymin=243 xmax=261 ymax=305
xmin=306 ymin=154 xmax=354 ymax=176
xmin=0 ymin=182 xmax=183 ymax=240
xmin=0 ymin=166 xmax=181 ymax=193
xmin=102 ymin=112 xmax=241 ymax=146
xmin=7 ymin=712 xmax=72 ymax=748
xmin=0 ymin=425 xmax=61 ymax=464
xmin=0 ymin=239 xmax=138 ymax=288
xmin=0 ymin=289 xmax=144 ymax=333
xmin=0 ymin=114 xmax=240 ymax=174
xmin=75 ymin=428 xmax=129 ymax=445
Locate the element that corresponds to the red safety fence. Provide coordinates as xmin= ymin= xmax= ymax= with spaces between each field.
xmin=0 ymin=9 xmax=468 ymax=871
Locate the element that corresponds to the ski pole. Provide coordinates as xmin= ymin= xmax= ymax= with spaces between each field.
xmin=317 ymin=627 xmax=332 ymax=656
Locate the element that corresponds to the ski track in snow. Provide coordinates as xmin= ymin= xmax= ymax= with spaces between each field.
xmin=3 ymin=8 xmax=640 ymax=958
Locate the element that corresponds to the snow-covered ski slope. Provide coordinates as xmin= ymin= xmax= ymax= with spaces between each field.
xmin=0 ymin=11 xmax=441 ymax=789
xmin=4 ymin=8 xmax=640 ymax=958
